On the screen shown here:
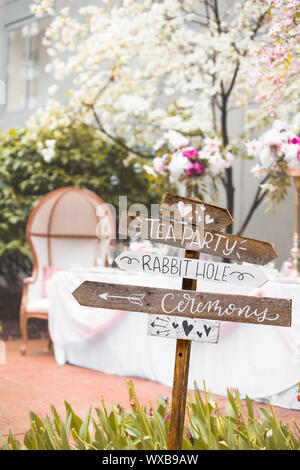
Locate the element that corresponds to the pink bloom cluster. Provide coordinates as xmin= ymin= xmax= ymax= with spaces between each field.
xmin=182 ymin=148 xmax=205 ymax=176
xmin=182 ymin=149 xmax=199 ymax=159
xmin=151 ymin=130 xmax=233 ymax=182
xmin=186 ymin=161 xmax=205 ymax=176
xmin=250 ymin=0 xmax=299 ymax=107
xmin=291 ymin=136 xmax=300 ymax=161
xmin=248 ymin=121 xmax=300 ymax=180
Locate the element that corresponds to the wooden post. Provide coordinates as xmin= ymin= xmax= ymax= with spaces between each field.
xmin=167 ymin=249 xmax=199 ymax=450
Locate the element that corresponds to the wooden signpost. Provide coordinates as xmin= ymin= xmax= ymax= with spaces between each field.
xmin=72 ymin=192 xmax=292 ymax=450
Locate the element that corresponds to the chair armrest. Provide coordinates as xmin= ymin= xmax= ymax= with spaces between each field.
xmin=20 ymin=277 xmax=37 ymax=314
xmin=23 ymin=277 xmax=34 ymax=285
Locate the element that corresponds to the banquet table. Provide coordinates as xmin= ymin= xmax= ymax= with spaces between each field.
xmin=47 ymin=267 xmax=300 ymax=409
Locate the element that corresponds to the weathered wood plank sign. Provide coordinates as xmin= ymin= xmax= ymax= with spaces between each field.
xmin=72 ymin=191 xmax=292 ymax=451
xmin=115 ymin=251 xmax=268 ymax=287
xmin=72 ymin=281 xmax=291 ymax=327
xmin=147 ymin=315 xmax=220 ymax=343
xmin=119 ymin=213 xmax=278 ymax=265
xmin=160 ymin=192 xmax=234 ymax=231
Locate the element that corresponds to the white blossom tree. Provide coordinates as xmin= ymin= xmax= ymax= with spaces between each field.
xmin=29 ymin=0 xmax=300 ymax=234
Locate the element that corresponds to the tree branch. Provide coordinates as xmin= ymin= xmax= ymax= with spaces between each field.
xmin=88 ymin=104 xmax=153 ymax=160
xmin=213 ymin=0 xmax=221 ymax=33
xmin=237 ymin=174 xmax=270 ymax=236
xmin=224 ymin=62 xmax=240 ymax=99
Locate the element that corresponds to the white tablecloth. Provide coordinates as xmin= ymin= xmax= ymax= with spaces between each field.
xmin=47 ymin=268 xmax=300 ymax=408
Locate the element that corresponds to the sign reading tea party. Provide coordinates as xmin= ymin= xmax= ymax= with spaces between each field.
xmin=72 ymin=192 xmax=292 ymax=450
xmin=119 ymin=213 xmax=278 ymax=265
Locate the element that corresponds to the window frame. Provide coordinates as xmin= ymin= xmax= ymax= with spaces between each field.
xmin=4 ymin=14 xmax=50 ymax=117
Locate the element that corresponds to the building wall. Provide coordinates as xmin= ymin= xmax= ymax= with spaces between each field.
xmin=0 ymin=0 xmax=296 ymax=270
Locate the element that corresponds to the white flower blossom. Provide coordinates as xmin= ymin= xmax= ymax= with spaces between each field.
xmin=164 ymin=130 xmax=189 ymax=151
xmin=168 ymin=151 xmax=189 ymax=180
xmin=246 ymin=140 xmax=262 ymax=157
xmin=251 ymin=164 xmax=266 ymax=178
xmin=258 ymin=146 xmax=274 ymax=168
xmin=48 ymin=84 xmax=58 ymax=96
xmin=260 ymin=183 xmax=276 ymax=192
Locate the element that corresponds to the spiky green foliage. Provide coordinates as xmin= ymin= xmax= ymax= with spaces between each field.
xmin=1 ymin=380 xmax=299 ymax=450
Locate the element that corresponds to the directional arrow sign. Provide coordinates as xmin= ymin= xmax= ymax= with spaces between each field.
xmin=119 ymin=214 xmax=278 ymax=266
xmin=72 ymin=281 xmax=292 ymax=327
xmin=147 ymin=314 xmax=220 ymax=343
xmin=160 ymin=192 xmax=233 ymax=231
xmin=115 ymin=251 xmax=269 ymax=287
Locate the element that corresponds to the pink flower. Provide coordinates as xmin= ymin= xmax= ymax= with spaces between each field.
xmin=263 ymin=129 xmax=284 ymax=153
xmin=290 ymin=135 xmax=300 ymax=161
xmin=253 ymin=288 xmax=265 ymax=297
xmin=291 ymin=136 xmax=300 ymax=145
xmin=182 ymin=148 xmax=199 ymax=159
xmin=225 ymin=152 xmax=233 ymax=169
xmin=153 ymin=156 xmax=166 ymax=173
xmin=186 ymin=162 xmax=205 ymax=176
xmin=164 ymin=408 xmax=170 ymax=422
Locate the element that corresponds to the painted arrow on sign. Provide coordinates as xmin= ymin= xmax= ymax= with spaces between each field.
xmin=99 ymin=292 xmax=145 ymax=306
xmin=115 ymin=251 xmax=269 ymax=287
xmin=119 ymin=213 xmax=278 ymax=266
xmin=160 ymin=192 xmax=234 ymax=231
xmin=147 ymin=314 xmax=220 ymax=343
xmin=72 ymin=281 xmax=292 ymax=327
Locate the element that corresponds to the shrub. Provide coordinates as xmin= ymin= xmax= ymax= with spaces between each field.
xmin=0 ymin=124 xmax=169 ymax=283
xmin=0 ymin=380 xmax=299 ymax=450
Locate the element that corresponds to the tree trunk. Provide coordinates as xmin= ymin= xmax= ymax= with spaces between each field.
xmin=221 ymin=94 xmax=234 ymax=234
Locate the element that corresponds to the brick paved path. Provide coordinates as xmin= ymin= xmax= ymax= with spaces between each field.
xmin=0 ymin=339 xmax=299 ymax=443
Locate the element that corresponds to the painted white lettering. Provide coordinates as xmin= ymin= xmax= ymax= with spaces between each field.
xmin=223 ymin=237 xmax=238 ymax=256
xmin=202 ymin=231 xmax=214 ymax=250
xmin=182 ymin=226 xmax=194 ymax=244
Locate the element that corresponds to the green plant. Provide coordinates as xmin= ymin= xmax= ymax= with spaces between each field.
xmin=0 ymin=124 xmax=169 ymax=283
xmin=0 ymin=380 xmax=299 ymax=450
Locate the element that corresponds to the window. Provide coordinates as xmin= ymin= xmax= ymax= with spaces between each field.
xmin=6 ymin=16 xmax=51 ymax=112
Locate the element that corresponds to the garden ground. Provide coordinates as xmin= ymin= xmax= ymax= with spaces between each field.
xmin=1 ymin=338 xmax=300 ymax=443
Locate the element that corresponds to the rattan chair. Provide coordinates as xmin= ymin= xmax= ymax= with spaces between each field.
xmin=19 ymin=187 xmax=115 ymax=355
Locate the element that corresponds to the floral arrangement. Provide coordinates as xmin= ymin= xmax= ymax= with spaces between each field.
xmin=248 ymin=120 xmax=300 ymax=178
xmin=245 ymin=120 xmax=300 ymax=208
xmin=152 ymin=130 xmax=233 ymax=187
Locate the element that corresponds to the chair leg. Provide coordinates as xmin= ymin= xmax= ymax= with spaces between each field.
xmin=47 ymin=324 xmax=53 ymax=353
xmin=20 ymin=314 xmax=28 ymax=356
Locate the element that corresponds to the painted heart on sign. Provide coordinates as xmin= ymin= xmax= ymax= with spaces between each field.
xmin=205 ymin=214 xmax=214 ymax=225
xmin=177 ymin=201 xmax=192 ymax=218
xmin=196 ymin=331 xmax=202 ymax=339
xmin=172 ymin=322 xmax=179 ymax=329
xmin=204 ymin=324 xmax=211 ymax=336
xmin=182 ymin=320 xmax=193 ymax=336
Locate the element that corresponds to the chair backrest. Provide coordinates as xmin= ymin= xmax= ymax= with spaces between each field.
xmin=26 ymin=187 xmax=115 ymax=300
